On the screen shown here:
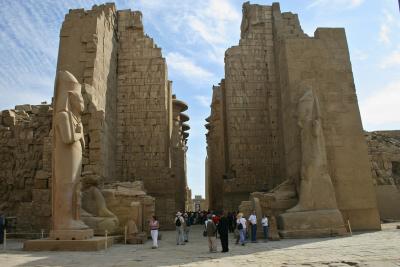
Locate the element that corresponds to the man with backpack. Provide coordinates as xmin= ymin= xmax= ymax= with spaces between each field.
xmin=175 ymin=212 xmax=185 ymax=245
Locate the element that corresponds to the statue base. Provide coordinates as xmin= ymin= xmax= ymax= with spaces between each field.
xmin=278 ymin=209 xmax=348 ymax=238
xmin=23 ymin=236 xmax=113 ymax=251
xmin=50 ymin=229 xmax=94 ymax=240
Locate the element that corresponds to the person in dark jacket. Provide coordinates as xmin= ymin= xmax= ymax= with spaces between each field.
xmin=217 ymin=211 xmax=229 ymax=252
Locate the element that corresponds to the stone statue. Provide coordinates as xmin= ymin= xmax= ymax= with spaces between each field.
xmin=51 ymin=70 xmax=91 ymax=240
xmin=278 ymin=88 xmax=347 ymax=238
xmin=81 ymin=174 xmax=119 ymax=235
xmin=288 ymin=88 xmax=338 ymax=212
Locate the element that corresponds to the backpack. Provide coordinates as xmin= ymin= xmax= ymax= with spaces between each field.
xmin=175 ymin=217 xmax=181 ymax=227
xmin=238 ymin=222 xmax=243 ymax=230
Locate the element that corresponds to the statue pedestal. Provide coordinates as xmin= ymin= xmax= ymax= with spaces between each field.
xmin=278 ymin=209 xmax=348 ymax=238
xmin=23 ymin=228 xmax=113 ymax=251
xmin=50 ymin=229 xmax=94 ymax=240
xmin=23 ymin=236 xmax=113 ymax=251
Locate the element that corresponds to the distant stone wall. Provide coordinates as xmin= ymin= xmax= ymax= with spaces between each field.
xmin=366 ymin=131 xmax=400 ymax=220
xmin=205 ymin=85 xmax=225 ymax=211
xmin=116 ymin=10 xmax=189 ymax=227
xmin=0 ymin=105 xmax=52 ymax=232
xmin=222 ymin=3 xmax=287 ymax=210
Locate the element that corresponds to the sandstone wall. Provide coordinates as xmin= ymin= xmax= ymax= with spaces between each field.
xmin=221 ymin=3 xmax=287 ymax=211
xmin=57 ymin=4 xmax=118 ymax=182
xmin=276 ymin=24 xmax=380 ymax=230
xmin=116 ymin=10 xmax=182 ymax=227
xmin=366 ymin=131 xmax=400 ymax=220
xmin=0 ymin=105 xmax=52 ymax=232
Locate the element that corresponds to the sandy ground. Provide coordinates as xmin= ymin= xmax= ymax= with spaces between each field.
xmin=0 ymin=223 xmax=399 ymax=267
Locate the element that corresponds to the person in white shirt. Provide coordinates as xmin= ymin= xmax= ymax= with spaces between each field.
xmin=236 ymin=213 xmax=247 ymax=246
xmin=248 ymin=211 xmax=257 ymax=242
xmin=261 ymin=215 xmax=269 ymax=242
xmin=174 ymin=212 xmax=185 ymax=245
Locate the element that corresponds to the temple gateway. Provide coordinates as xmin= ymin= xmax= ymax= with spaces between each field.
xmin=0 ymin=2 xmax=399 ymax=246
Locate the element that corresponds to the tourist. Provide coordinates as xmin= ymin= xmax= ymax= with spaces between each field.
xmin=227 ymin=212 xmax=234 ymax=233
xmin=206 ymin=214 xmax=217 ymax=252
xmin=248 ymin=211 xmax=257 ymax=242
xmin=217 ymin=211 xmax=229 ymax=253
xmin=236 ymin=213 xmax=247 ymax=246
xmin=175 ymin=212 xmax=185 ymax=245
xmin=261 ymin=215 xmax=269 ymax=242
xmin=183 ymin=212 xmax=191 ymax=242
xmin=232 ymin=211 xmax=237 ymax=230
xmin=212 ymin=214 xmax=220 ymax=238
xmin=149 ymin=215 xmax=159 ymax=248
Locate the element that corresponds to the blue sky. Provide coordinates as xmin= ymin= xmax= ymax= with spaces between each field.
xmin=0 ymin=0 xmax=399 ymax=197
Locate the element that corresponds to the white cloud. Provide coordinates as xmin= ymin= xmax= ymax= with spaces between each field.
xmin=380 ymin=50 xmax=400 ymax=69
xmin=379 ymin=24 xmax=391 ymax=44
xmin=194 ymin=95 xmax=211 ymax=107
xmin=360 ymin=81 xmax=400 ymax=130
xmin=166 ymin=52 xmax=214 ymax=82
xmin=187 ymin=0 xmax=240 ymax=46
xmin=379 ymin=10 xmax=396 ymax=45
xmin=308 ymin=0 xmax=364 ymax=9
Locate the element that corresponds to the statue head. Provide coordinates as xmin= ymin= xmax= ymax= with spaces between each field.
xmin=54 ymin=70 xmax=84 ymax=115
xmin=298 ymin=89 xmax=314 ymax=124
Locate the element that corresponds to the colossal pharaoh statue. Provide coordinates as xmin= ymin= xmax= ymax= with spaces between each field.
xmin=50 ymin=70 xmax=93 ymax=240
xmin=289 ymin=88 xmax=338 ymax=212
xmin=278 ymin=88 xmax=347 ymax=238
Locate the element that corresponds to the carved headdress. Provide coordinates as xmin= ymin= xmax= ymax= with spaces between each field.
xmin=54 ymin=70 xmax=81 ymax=113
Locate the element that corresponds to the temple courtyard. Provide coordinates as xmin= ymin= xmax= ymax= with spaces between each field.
xmin=0 ymin=223 xmax=399 ymax=267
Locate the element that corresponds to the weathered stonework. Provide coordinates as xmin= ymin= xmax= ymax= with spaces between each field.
xmin=206 ymin=2 xmax=381 ymax=231
xmin=366 ymin=131 xmax=400 ymax=220
xmin=0 ymin=3 xmax=189 ymax=232
xmin=0 ymin=105 xmax=52 ymax=233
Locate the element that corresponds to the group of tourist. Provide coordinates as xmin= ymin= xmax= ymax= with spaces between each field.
xmin=205 ymin=210 xmax=269 ymax=252
xmin=147 ymin=210 xmax=270 ymax=252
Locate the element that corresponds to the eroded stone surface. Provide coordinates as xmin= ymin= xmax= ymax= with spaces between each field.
xmin=366 ymin=131 xmax=400 ymax=220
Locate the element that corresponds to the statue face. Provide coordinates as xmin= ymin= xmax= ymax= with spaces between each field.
xmin=68 ymin=85 xmax=84 ymax=114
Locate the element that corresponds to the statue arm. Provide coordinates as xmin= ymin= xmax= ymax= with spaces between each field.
xmin=56 ymin=112 xmax=75 ymax=144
